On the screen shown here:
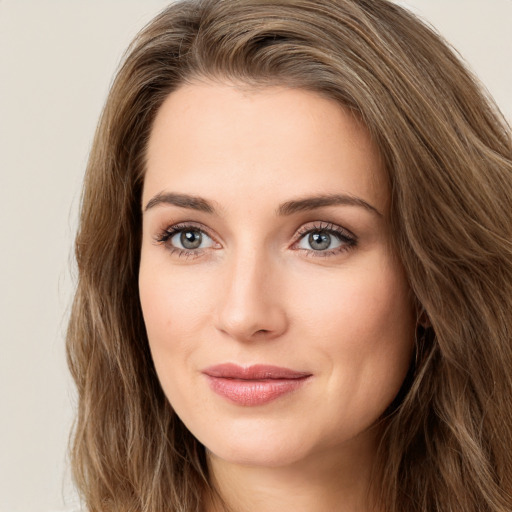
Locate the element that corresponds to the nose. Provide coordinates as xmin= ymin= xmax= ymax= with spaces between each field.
xmin=214 ymin=249 xmax=288 ymax=342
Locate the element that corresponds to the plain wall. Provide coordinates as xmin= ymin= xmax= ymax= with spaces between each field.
xmin=0 ymin=1 xmax=510 ymax=511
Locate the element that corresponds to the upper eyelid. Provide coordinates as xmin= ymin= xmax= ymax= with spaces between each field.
xmin=158 ymin=221 xmax=216 ymax=239
xmin=294 ymin=221 xmax=357 ymax=240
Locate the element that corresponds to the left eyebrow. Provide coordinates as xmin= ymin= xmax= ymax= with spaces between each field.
xmin=276 ymin=193 xmax=383 ymax=217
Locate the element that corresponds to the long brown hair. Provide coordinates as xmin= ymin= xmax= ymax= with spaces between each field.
xmin=67 ymin=1 xmax=512 ymax=510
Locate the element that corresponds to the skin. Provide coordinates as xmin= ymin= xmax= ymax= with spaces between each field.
xmin=139 ymin=82 xmax=416 ymax=512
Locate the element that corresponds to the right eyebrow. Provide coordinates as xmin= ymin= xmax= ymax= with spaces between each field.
xmin=143 ymin=192 xmax=216 ymax=214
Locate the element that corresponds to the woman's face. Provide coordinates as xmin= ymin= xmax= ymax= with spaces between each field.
xmin=139 ymin=83 xmax=415 ymax=468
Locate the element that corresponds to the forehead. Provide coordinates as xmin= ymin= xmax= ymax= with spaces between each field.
xmin=144 ymin=82 xmax=388 ymax=214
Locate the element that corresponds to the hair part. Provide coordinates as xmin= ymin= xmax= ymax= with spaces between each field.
xmin=67 ymin=1 xmax=512 ymax=510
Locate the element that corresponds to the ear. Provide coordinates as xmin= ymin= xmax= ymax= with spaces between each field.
xmin=417 ymin=307 xmax=431 ymax=329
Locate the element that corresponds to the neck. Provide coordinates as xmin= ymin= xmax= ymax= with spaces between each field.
xmin=204 ymin=430 xmax=383 ymax=512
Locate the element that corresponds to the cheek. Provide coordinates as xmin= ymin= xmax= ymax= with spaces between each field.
xmin=296 ymin=257 xmax=414 ymax=346
xmin=293 ymin=255 xmax=415 ymax=412
xmin=138 ymin=262 xmax=214 ymax=422
xmin=138 ymin=257 xmax=209 ymax=389
xmin=139 ymin=256 xmax=210 ymax=339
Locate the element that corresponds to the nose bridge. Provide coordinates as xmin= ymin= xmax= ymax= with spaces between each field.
xmin=215 ymin=239 xmax=287 ymax=341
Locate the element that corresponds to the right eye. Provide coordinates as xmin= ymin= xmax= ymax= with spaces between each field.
xmin=169 ymin=228 xmax=214 ymax=250
xmin=156 ymin=223 xmax=217 ymax=256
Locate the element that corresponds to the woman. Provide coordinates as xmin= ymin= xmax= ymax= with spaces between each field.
xmin=66 ymin=0 xmax=512 ymax=511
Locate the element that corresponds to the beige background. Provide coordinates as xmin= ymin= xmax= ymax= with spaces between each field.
xmin=0 ymin=1 xmax=510 ymax=511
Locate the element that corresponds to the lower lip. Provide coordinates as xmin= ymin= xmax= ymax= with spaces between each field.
xmin=205 ymin=376 xmax=310 ymax=406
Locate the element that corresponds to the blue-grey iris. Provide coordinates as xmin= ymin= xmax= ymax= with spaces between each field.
xmin=309 ymin=231 xmax=331 ymax=250
xmin=181 ymin=230 xmax=202 ymax=249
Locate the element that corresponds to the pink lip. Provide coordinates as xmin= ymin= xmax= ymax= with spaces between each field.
xmin=202 ymin=364 xmax=312 ymax=406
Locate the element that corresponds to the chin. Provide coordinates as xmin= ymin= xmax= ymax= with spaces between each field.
xmin=208 ymin=440 xmax=309 ymax=468
xmin=196 ymin=417 xmax=326 ymax=469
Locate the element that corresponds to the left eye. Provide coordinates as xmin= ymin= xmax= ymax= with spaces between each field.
xmin=297 ymin=230 xmax=343 ymax=251
xmin=170 ymin=228 xmax=214 ymax=250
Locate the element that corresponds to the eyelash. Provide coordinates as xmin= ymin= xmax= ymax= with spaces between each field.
xmin=154 ymin=221 xmax=358 ymax=259
xmin=293 ymin=221 xmax=357 ymax=257
xmin=154 ymin=222 xmax=215 ymax=259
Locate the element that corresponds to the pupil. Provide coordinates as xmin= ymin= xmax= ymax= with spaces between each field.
xmin=181 ymin=230 xmax=202 ymax=249
xmin=309 ymin=231 xmax=331 ymax=250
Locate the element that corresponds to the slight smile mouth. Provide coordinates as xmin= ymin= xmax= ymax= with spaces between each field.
xmin=202 ymin=364 xmax=312 ymax=406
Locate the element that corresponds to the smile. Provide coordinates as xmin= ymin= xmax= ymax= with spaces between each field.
xmin=202 ymin=364 xmax=312 ymax=406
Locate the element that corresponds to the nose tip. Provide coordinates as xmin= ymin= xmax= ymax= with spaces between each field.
xmin=216 ymin=308 xmax=287 ymax=342
xmin=214 ymin=258 xmax=288 ymax=342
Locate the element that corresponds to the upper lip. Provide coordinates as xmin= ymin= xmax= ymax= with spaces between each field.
xmin=202 ymin=363 xmax=311 ymax=380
